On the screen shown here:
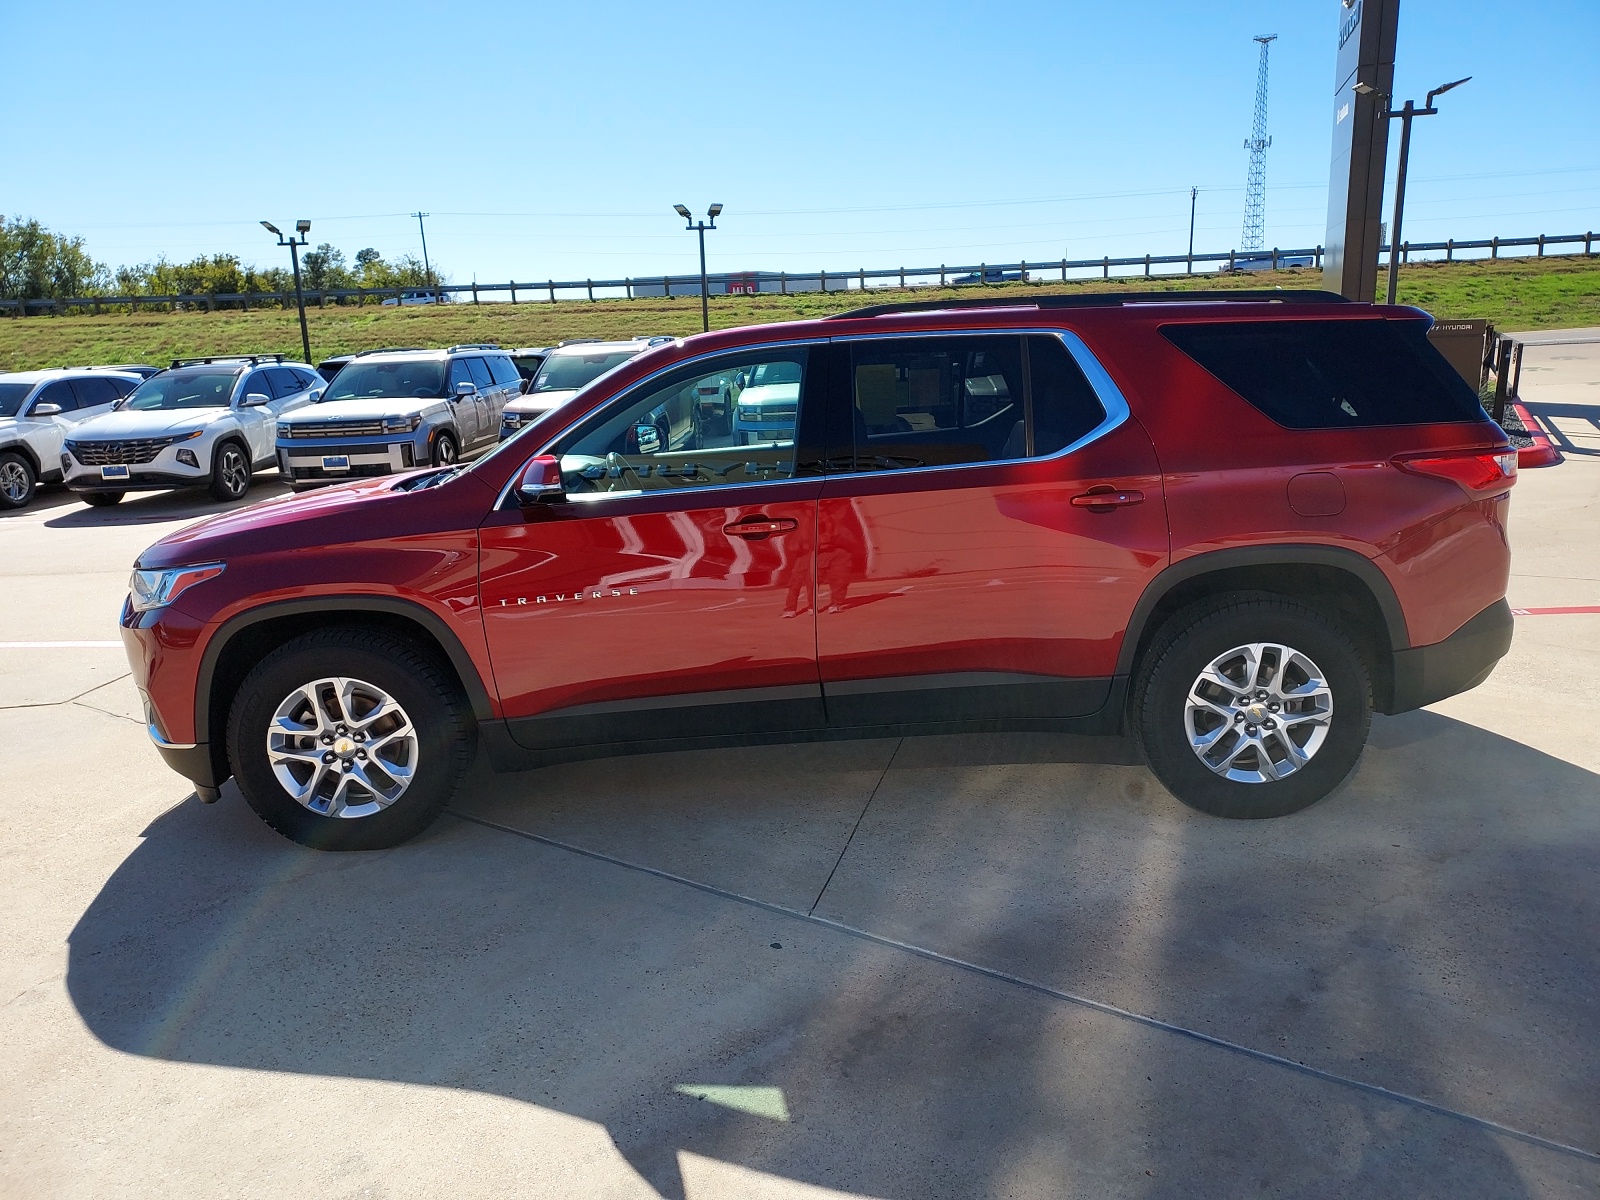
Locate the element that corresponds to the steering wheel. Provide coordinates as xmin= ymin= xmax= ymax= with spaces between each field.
xmin=605 ymin=451 xmax=642 ymax=487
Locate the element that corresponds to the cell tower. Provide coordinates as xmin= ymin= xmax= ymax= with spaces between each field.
xmin=1241 ymin=34 xmax=1277 ymax=252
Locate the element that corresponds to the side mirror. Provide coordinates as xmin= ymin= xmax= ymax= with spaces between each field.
xmin=518 ymin=378 xmax=532 ymax=394
xmin=31 ymin=402 xmax=62 ymax=417
xmin=516 ymin=454 xmax=565 ymax=505
xmin=631 ymin=422 xmax=662 ymax=454
xmin=243 ymin=392 xmax=272 ymax=407
xmin=453 ymin=381 xmax=477 ymax=400
xmin=308 ymin=389 xmax=323 ymax=403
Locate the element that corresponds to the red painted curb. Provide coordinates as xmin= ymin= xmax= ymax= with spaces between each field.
xmin=1512 ymin=400 xmax=1562 ymax=468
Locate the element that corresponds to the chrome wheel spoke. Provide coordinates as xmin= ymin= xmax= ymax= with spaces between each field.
xmin=1183 ymin=640 xmax=1334 ymax=784
xmin=267 ymin=675 xmax=419 ymax=819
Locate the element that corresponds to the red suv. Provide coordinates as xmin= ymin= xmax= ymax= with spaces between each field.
xmin=121 ymin=291 xmax=1516 ymax=850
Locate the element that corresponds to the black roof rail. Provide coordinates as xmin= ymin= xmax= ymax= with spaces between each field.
xmin=169 ymin=353 xmax=286 ymax=368
xmin=826 ymin=289 xmax=1351 ymax=320
xmin=446 ymin=343 xmax=502 ymax=353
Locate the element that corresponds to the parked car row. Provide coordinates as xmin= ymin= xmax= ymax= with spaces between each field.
xmin=0 ymin=337 xmax=671 ymax=510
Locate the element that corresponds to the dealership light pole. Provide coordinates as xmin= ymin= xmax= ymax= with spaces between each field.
xmin=261 ymin=219 xmax=312 ymax=364
xmin=675 ymin=203 xmax=722 ymax=332
xmin=1187 ymin=186 xmax=1198 ymax=274
xmin=1373 ymin=76 xmax=1470 ymax=305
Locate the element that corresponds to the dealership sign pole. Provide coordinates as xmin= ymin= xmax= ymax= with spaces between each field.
xmin=1322 ymin=0 xmax=1399 ymax=301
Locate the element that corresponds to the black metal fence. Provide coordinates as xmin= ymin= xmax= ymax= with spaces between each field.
xmin=3 ymin=231 xmax=1594 ymax=317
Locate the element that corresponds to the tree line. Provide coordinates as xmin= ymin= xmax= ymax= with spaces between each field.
xmin=0 ymin=215 xmax=442 ymax=308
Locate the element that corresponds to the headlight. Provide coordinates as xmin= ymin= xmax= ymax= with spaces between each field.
xmin=384 ymin=414 xmax=423 ymax=433
xmin=502 ymin=413 xmax=522 ymax=427
xmin=128 ymin=562 xmax=225 ymax=613
xmin=737 ymin=405 xmax=756 ymax=420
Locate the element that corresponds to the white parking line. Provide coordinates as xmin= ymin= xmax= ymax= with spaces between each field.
xmin=0 ymin=641 xmax=124 ymax=649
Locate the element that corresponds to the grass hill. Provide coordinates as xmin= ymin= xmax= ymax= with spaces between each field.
xmin=0 ymin=255 xmax=1595 ymax=371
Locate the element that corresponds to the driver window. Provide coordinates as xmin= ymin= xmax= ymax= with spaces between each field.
xmin=559 ymin=348 xmax=809 ymax=496
xmin=447 ymin=359 xmax=474 ymax=392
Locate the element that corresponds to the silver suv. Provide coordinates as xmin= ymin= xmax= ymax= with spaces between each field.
xmin=499 ymin=337 xmax=673 ymax=439
xmin=0 ymin=368 xmax=145 ymax=509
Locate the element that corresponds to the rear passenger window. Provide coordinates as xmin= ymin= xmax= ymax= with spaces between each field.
xmin=845 ymin=335 xmax=1108 ymax=470
xmin=466 ymin=358 xmax=494 ymax=390
xmin=1028 ymin=335 xmax=1108 ymax=455
xmin=265 ymin=367 xmax=305 ymax=398
xmin=849 ymin=337 xmax=1025 ymax=470
xmin=1162 ymin=319 xmax=1485 ymax=429
xmin=70 ymin=377 xmax=120 ymax=409
xmin=487 ymin=355 xmax=519 ymax=387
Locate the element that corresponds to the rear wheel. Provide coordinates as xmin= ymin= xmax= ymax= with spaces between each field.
xmin=1134 ymin=595 xmax=1371 ymax=819
xmin=0 ymin=452 xmax=36 ymax=509
xmin=226 ymin=628 xmax=474 ymax=850
xmin=82 ymin=491 xmax=125 ymax=507
xmin=209 ymin=440 xmax=252 ymax=502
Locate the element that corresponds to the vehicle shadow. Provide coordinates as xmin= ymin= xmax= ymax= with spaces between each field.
xmin=1521 ymin=400 xmax=1600 ymax=458
xmin=39 ymin=475 xmax=292 ymax=528
xmin=65 ymin=714 xmax=1597 ymax=1197
xmin=0 ymin=483 xmax=81 ymax=519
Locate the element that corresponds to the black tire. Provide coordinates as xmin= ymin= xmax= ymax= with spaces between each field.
xmin=81 ymin=491 xmax=125 ymax=507
xmin=0 ymin=451 xmax=36 ymax=509
xmin=431 ymin=431 xmax=458 ymax=467
xmin=209 ymin=440 xmax=252 ymax=502
xmin=226 ymin=627 xmax=475 ymax=850
xmin=1134 ymin=594 xmax=1372 ymax=819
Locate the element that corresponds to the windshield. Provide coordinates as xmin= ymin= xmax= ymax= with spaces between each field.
xmin=323 ymin=360 xmax=446 ymax=402
xmin=531 ymin=350 xmax=638 ymax=393
xmin=0 ymin=383 xmax=34 ymax=418
xmin=122 ymin=371 xmax=239 ymax=411
xmin=751 ymin=361 xmax=802 ymax=386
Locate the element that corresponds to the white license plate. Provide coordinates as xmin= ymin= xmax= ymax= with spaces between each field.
xmin=321 ymin=455 xmax=350 ymax=471
xmin=100 ymin=465 xmax=130 ymax=480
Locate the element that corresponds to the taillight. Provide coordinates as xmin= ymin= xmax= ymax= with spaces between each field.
xmin=1394 ymin=450 xmax=1517 ymax=497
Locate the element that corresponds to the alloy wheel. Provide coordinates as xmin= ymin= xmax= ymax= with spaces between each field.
xmin=0 ymin=460 xmax=29 ymax=503
xmin=1183 ymin=641 xmax=1333 ymax=783
xmin=219 ymin=446 xmax=249 ymax=496
xmin=266 ymin=676 xmax=420 ymax=818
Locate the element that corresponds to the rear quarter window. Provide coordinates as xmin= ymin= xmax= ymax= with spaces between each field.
xmin=1161 ymin=319 xmax=1485 ymax=429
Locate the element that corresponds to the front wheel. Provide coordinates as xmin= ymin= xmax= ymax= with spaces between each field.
xmin=431 ymin=432 xmax=458 ymax=467
xmin=0 ymin=452 xmax=37 ymax=509
xmin=226 ymin=628 xmax=474 ymax=850
xmin=1134 ymin=595 xmax=1371 ymax=819
xmin=209 ymin=441 xmax=252 ymax=502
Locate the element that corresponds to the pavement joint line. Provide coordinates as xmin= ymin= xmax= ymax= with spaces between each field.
xmin=808 ymin=737 xmax=902 ymax=917
xmin=0 ymin=672 xmax=133 ymax=712
xmin=449 ymin=808 xmax=1600 ymax=1168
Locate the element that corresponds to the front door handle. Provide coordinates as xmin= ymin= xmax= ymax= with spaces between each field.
xmin=724 ymin=516 xmax=798 ymax=539
xmin=1070 ymin=487 xmax=1145 ymax=510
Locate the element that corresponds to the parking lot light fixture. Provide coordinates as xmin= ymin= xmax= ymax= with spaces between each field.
xmin=1382 ymin=76 xmax=1470 ymax=305
xmin=263 ymin=219 xmax=313 ymax=365
xmin=675 ymin=204 xmax=722 ymax=333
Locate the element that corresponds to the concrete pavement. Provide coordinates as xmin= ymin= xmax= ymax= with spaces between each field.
xmin=3 ymin=354 xmax=1599 ymax=1197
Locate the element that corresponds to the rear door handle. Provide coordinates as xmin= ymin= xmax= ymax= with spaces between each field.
xmin=1070 ymin=488 xmax=1145 ymax=509
xmin=724 ymin=516 xmax=798 ymax=538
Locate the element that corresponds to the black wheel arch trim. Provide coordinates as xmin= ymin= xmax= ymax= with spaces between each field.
xmin=1116 ymin=545 xmax=1411 ymax=680
xmin=194 ymin=596 xmax=495 ymax=749
xmin=0 ymin=442 xmax=42 ymax=475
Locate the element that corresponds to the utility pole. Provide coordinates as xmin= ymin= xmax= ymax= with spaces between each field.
xmin=413 ymin=211 xmax=435 ymax=302
xmin=261 ymin=220 xmax=312 ymax=365
xmin=1241 ymin=35 xmax=1277 ymax=254
xmin=673 ymin=203 xmax=723 ymax=333
xmin=1187 ymin=187 xmax=1198 ymax=274
xmin=1380 ymin=77 xmax=1470 ymax=305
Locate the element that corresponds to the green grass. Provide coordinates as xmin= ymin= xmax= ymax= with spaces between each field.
xmin=0 ymin=255 xmax=1595 ymax=371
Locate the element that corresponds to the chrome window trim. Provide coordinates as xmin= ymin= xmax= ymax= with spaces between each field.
xmin=486 ymin=328 xmax=1132 ymax=508
xmin=830 ymin=328 xmax=1131 ymax=473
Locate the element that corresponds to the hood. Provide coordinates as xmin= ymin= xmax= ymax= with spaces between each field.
xmin=504 ymin=389 xmax=579 ymax=416
xmin=72 ymin=407 xmax=232 ymax=439
xmin=135 ymin=468 xmax=497 ymax=570
xmin=283 ymin=396 xmax=447 ymax=425
xmin=738 ymin=382 xmax=801 ymax=405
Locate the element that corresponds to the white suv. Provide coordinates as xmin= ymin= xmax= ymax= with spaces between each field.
xmin=499 ymin=337 xmax=674 ymax=439
xmin=63 ymin=356 xmax=321 ymax=506
xmin=0 ymin=368 xmax=145 ymax=509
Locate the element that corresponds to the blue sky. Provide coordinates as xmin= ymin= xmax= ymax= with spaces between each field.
xmin=4 ymin=0 xmax=1596 ymax=285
